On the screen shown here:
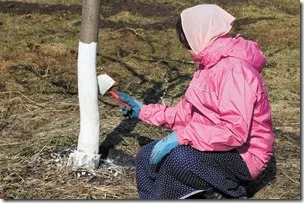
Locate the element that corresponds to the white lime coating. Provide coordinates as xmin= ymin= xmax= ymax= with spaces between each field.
xmin=69 ymin=41 xmax=100 ymax=169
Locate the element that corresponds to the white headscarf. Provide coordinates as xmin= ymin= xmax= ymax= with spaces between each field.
xmin=181 ymin=4 xmax=236 ymax=55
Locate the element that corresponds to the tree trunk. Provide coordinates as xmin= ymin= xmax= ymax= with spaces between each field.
xmin=70 ymin=0 xmax=101 ymax=169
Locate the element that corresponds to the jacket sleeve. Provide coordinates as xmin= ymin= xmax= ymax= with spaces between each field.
xmin=138 ymin=98 xmax=192 ymax=131
xmin=176 ymin=68 xmax=257 ymax=151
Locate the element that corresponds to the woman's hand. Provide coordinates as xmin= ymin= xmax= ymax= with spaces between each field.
xmin=115 ymin=91 xmax=142 ymax=119
xmin=150 ymin=131 xmax=179 ymax=165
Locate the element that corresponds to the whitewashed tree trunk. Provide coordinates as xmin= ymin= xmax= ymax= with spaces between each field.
xmin=70 ymin=0 xmax=101 ymax=169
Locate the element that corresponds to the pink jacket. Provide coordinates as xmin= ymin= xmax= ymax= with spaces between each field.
xmin=139 ymin=35 xmax=274 ymax=180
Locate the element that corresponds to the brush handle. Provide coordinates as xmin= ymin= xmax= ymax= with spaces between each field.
xmin=109 ymin=90 xmax=130 ymax=108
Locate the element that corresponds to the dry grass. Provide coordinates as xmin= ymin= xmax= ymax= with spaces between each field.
xmin=0 ymin=0 xmax=300 ymax=199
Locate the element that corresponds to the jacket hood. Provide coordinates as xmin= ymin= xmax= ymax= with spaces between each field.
xmin=193 ymin=34 xmax=266 ymax=73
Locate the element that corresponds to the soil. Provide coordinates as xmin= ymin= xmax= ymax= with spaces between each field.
xmin=0 ymin=1 xmax=178 ymax=30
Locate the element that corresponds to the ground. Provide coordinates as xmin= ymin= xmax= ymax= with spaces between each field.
xmin=0 ymin=0 xmax=300 ymax=200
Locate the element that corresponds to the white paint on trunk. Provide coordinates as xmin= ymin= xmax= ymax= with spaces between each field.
xmin=69 ymin=41 xmax=100 ymax=169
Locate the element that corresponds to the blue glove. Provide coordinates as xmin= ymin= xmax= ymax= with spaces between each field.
xmin=115 ymin=91 xmax=142 ymax=119
xmin=150 ymin=131 xmax=179 ymax=165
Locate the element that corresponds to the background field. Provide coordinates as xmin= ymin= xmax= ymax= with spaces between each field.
xmin=0 ymin=0 xmax=300 ymax=199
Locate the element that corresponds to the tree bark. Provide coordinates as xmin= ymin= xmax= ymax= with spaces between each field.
xmin=80 ymin=0 xmax=101 ymax=43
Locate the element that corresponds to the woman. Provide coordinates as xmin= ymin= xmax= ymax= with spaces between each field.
xmin=116 ymin=4 xmax=274 ymax=199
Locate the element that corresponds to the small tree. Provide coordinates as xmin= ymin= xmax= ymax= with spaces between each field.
xmin=70 ymin=0 xmax=101 ymax=169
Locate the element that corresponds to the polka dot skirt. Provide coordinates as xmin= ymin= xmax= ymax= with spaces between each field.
xmin=136 ymin=141 xmax=253 ymax=199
